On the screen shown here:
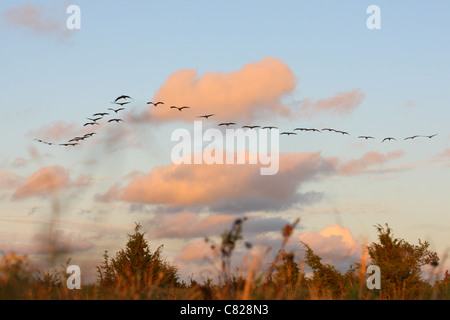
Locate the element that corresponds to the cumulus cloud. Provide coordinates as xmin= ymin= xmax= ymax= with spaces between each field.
xmin=97 ymin=152 xmax=336 ymax=212
xmin=145 ymin=213 xmax=294 ymax=240
xmin=338 ymin=150 xmax=405 ymax=175
xmin=297 ymin=225 xmax=362 ymax=271
xmin=175 ymin=240 xmax=214 ymax=264
xmin=1 ymin=2 xmax=70 ymax=38
xmin=12 ymin=165 xmax=91 ymax=200
xmin=299 ymin=89 xmax=365 ymax=118
xmin=130 ymin=57 xmax=296 ymax=124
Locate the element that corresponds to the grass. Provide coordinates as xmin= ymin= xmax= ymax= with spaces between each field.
xmin=0 ymin=220 xmax=448 ymax=300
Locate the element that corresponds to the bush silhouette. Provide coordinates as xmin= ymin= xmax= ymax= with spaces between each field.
xmin=97 ymin=223 xmax=179 ymax=289
xmin=367 ymin=223 xmax=439 ymax=299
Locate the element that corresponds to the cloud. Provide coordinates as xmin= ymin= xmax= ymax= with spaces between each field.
xmin=0 ymin=170 xmax=24 ymax=190
xmin=297 ymin=225 xmax=362 ymax=268
xmin=300 ymin=89 xmax=365 ymax=118
xmin=145 ymin=213 xmax=294 ymax=240
xmin=12 ymin=166 xmax=91 ymax=200
xmin=173 ymin=223 xmax=362 ymax=280
xmin=175 ymin=240 xmax=214 ymax=264
xmin=6 ymin=230 xmax=94 ymax=255
xmin=437 ymin=149 xmax=450 ymax=159
xmin=130 ymin=57 xmax=296 ymax=124
xmin=27 ymin=121 xmax=84 ymax=143
xmin=97 ymin=152 xmax=336 ymax=212
xmin=1 ymin=2 xmax=70 ymax=38
xmin=338 ymin=150 xmax=405 ymax=175
xmin=11 ymin=157 xmax=27 ymax=168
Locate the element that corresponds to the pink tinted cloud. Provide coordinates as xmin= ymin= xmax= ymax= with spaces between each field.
xmin=131 ymin=57 xmax=296 ymax=123
xmin=146 ymin=213 xmax=297 ymax=240
xmin=6 ymin=230 xmax=94 ymax=255
xmin=27 ymin=121 xmax=84 ymax=143
xmin=0 ymin=170 xmax=24 ymax=190
xmin=176 ymin=240 xmax=215 ymax=264
xmin=297 ymin=225 xmax=362 ymax=265
xmin=98 ymin=152 xmax=336 ymax=208
xmin=12 ymin=166 xmax=91 ymax=200
xmin=147 ymin=213 xmax=236 ymax=239
xmin=2 ymin=3 xmax=69 ymax=37
xmin=300 ymin=88 xmax=365 ymax=118
xmin=338 ymin=150 xmax=405 ymax=175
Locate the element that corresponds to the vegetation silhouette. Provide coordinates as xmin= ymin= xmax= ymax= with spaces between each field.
xmin=0 ymin=221 xmax=448 ymax=300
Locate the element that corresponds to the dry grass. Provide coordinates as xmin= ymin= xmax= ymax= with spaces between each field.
xmin=1 ymin=220 xmax=448 ymax=300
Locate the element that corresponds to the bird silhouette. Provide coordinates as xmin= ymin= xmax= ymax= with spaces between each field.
xmin=171 ymin=106 xmax=190 ymax=112
xmin=86 ymin=117 xmax=102 ymax=122
xmin=84 ymin=122 xmax=100 ymax=127
xmin=322 ymin=128 xmax=337 ymax=132
xmin=242 ymin=126 xmax=260 ymax=129
xmin=83 ymin=133 xmax=96 ymax=138
xmin=423 ymin=134 xmax=438 ymax=139
xmin=358 ymin=136 xmax=375 ymax=140
xmin=198 ymin=114 xmax=215 ymax=119
xmin=294 ymin=128 xmax=310 ymax=131
xmin=93 ymin=113 xmax=109 ymax=117
xmin=404 ymin=135 xmax=420 ymax=140
xmin=281 ymin=132 xmax=297 ymax=136
xmin=69 ymin=137 xmax=85 ymax=142
xmin=382 ymin=137 xmax=397 ymax=143
xmin=115 ymin=95 xmax=132 ymax=102
xmin=108 ymin=119 xmax=124 ymax=123
xmin=111 ymin=101 xmax=130 ymax=107
xmin=336 ymin=130 xmax=350 ymax=135
xmin=108 ymin=107 xmax=125 ymax=113
xmin=147 ymin=101 xmax=164 ymax=106
xmin=263 ymin=126 xmax=278 ymax=129
xmin=307 ymin=128 xmax=322 ymax=133
xmin=60 ymin=143 xmax=79 ymax=147
xmin=219 ymin=122 xmax=236 ymax=127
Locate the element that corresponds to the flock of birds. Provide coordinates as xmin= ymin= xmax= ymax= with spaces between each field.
xmin=34 ymin=95 xmax=130 ymax=147
xmin=34 ymin=95 xmax=439 ymax=147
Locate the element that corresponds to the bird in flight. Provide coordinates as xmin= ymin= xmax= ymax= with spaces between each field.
xmin=69 ymin=137 xmax=85 ymax=142
xmin=382 ymin=137 xmax=397 ymax=143
xmin=108 ymin=107 xmax=125 ymax=113
xmin=358 ymin=136 xmax=375 ymax=140
xmin=93 ymin=113 xmax=109 ymax=117
xmin=84 ymin=133 xmax=96 ymax=138
xmin=111 ymin=101 xmax=130 ymax=107
xmin=294 ymin=128 xmax=310 ymax=131
xmin=115 ymin=95 xmax=132 ymax=102
xmin=322 ymin=128 xmax=337 ymax=132
xmin=242 ymin=126 xmax=260 ymax=130
xmin=108 ymin=119 xmax=124 ymax=123
xmin=171 ymin=106 xmax=190 ymax=112
xmin=147 ymin=101 xmax=164 ymax=106
xmin=86 ymin=117 xmax=102 ymax=122
xmin=307 ymin=128 xmax=322 ymax=133
xmin=219 ymin=122 xmax=236 ymax=127
xmin=263 ymin=126 xmax=278 ymax=129
xmin=281 ymin=132 xmax=297 ymax=136
xmin=404 ymin=135 xmax=420 ymax=140
xmin=84 ymin=122 xmax=100 ymax=127
xmin=60 ymin=143 xmax=79 ymax=147
xmin=423 ymin=134 xmax=438 ymax=139
xmin=198 ymin=114 xmax=215 ymax=119
xmin=336 ymin=130 xmax=350 ymax=135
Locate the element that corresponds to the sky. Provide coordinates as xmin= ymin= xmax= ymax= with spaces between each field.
xmin=0 ymin=0 xmax=449 ymax=284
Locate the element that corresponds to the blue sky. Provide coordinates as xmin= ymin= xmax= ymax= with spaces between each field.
xmin=0 ymin=1 xmax=449 ymax=283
